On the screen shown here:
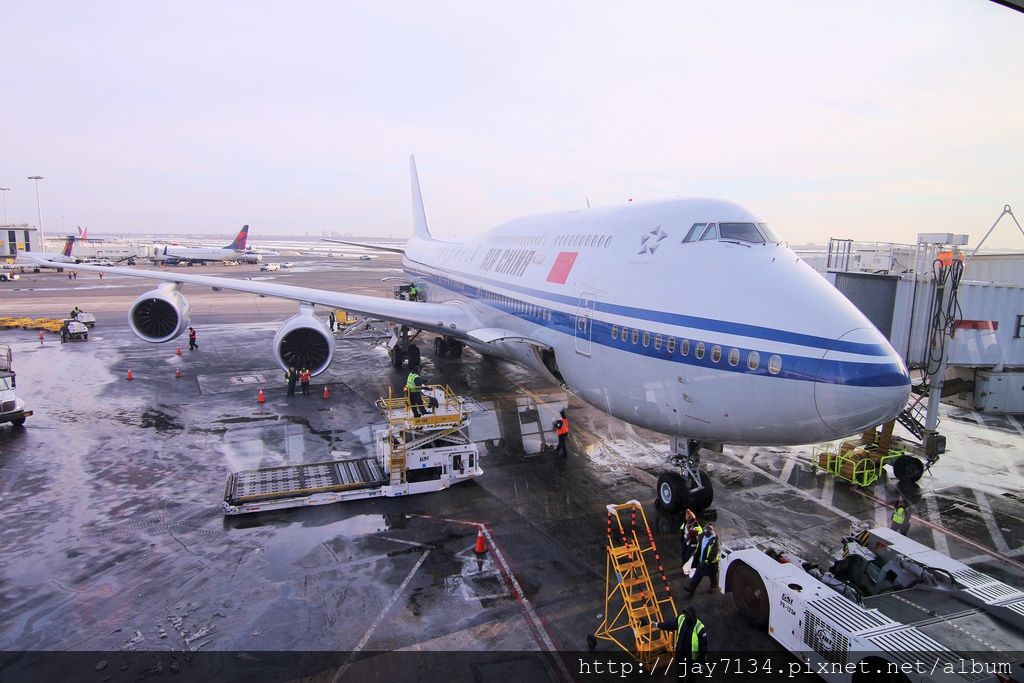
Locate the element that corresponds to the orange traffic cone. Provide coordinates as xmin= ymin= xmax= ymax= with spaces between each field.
xmin=257 ymin=389 xmax=266 ymax=404
xmin=125 ymin=368 xmax=134 ymax=381
xmin=473 ymin=529 xmax=487 ymax=554
xmin=322 ymin=385 xmax=330 ymax=400
xmin=176 ymin=346 xmax=182 ymax=356
xmin=175 ymin=367 xmax=182 ymax=378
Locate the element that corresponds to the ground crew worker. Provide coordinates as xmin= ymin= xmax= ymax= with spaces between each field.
xmin=60 ymin=322 xmax=70 ymax=343
xmin=685 ymin=525 xmax=720 ymax=595
xmin=553 ymin=409 xmax=569 ymax=457
xmin=285 ymin=366 xmax=298 ymax=398
xmin=408 ymin=284 xmax=419 ymax=301
xmin=679 ymin=509 xmax=703 ymax=571
xmin=70 ymin=306 xmax=81 ymax=319
xmin=657 ymin=606 xmax=708 ymax=667
xmin=299 ymin=367 xmax=311 ymax=396
xmin=891 ymin=496 xmax=912 ymax=535
xmin=328 ymin=311 xmax=336 ymax=331
xmin=407 ymin=366 xmax=425 ymax=417
xmin=188 ymin=326 xmax=198 ymax=350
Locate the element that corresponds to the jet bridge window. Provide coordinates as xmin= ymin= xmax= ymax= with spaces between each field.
xmin=719 ymin=222 xmax=767 ymax=243
xmin=768 ymin=354 xmax=782 ymax=375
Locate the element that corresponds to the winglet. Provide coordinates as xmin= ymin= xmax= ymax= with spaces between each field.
xmin=228 ymin=225 xmax=249 ymax=251
xmin=409 ymin=156 xmax=432 ymax=240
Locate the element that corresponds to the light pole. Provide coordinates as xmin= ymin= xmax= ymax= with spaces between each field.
xmin=0 ymin=187 xmax=9 ymax=226
xmin=28 ymin=175 xmax=44 ymax=248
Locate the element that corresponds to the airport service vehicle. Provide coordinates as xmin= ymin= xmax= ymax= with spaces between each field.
xmin=280 ymin=262 xmax=294 ymax=269
xmin=60 ymin=319 xmax=88 ymax=342
xmin=359 ymin=255 xmax=372 ymax=261
xmin=38 ymin=157 xmax=912 ymax=513
xmin=0 ymin=271 xmax=18 ymax=281
xmin=0 ymin=346 xmax=32 ymax=428
xmin=222 ymin=385 xmax=481 ymax=515
xmin=72 ymin=310 xmax=96 ymax=328
xmin=260 ymin=262 xmax=280 ymax=272
xmin=720 ymin=527 xmax=1024 ymax=682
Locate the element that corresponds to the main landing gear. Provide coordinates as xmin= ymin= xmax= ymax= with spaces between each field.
xmin=433 ymin=335 xmax=464 ymax=359
xmin=655 ymin=437 xmax=716 ymax=514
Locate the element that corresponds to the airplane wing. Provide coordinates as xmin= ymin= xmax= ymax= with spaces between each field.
xmin=321 ymin=238 xmax=406 ymax=254
xmin=31 ymin=258 xmax=477 ymax=335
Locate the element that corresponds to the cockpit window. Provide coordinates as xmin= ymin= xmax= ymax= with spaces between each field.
xmin=719 ymin=223 xmax=765 ymax=243
xmin=699 ymin=224 xmax=718 ymax=241
xmin=757 ymin=223 xmax=781 ymax=242
xmin=682 ymin=223 xmax=706 ymax=243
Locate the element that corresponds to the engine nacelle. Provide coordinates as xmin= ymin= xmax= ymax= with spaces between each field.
xmin=273 ymin=312 xmax=334 ymax=376
xmin=129 ymin=286 xmax=191 ymax=343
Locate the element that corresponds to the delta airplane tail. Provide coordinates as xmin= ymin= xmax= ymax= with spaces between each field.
xmin=61 ymin=235 xmax=77 ymax=258
xmin=227 ymin=225 xmax=249 ymax=251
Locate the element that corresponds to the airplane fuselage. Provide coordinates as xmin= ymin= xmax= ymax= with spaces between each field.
xmin=403 ymin=198 xmax=911 ymax=446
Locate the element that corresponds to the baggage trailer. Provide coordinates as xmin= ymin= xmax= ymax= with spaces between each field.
xmin=720 ymin=527 xmax=1024 ymax=682
xmin=0 ymin=346 xmax=33 ymax=428
xmin=222 ymin=385 xmax=481 ymax=515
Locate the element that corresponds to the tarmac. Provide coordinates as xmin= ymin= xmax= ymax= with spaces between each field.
xmin=0 ymin=257 xmax=1021 ymax=682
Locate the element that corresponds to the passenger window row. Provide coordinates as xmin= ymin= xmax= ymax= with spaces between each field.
xmin=553 ymin=234 xmax=613 ymax=248
xmin=609 ymin=324 xmax=781 ymax=374
xmin=495 ymin=235 xmax=543 ymax=246
xmin=481 ymin=289 xmax=552 ymax=321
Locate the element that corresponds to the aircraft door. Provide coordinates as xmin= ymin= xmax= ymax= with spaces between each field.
xmin=575 ymin=293 xmax=597 ymax=356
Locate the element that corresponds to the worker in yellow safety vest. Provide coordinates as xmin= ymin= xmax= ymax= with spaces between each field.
xmin=685 ymin=525 xmax=720 ymax=595
xmin=657 ymin=606 xmax=708 ymax=665
xmin=890 ymin=496 xmax=912 ymax=535
xmin=406 ymin=367 xmax=425 ymax=417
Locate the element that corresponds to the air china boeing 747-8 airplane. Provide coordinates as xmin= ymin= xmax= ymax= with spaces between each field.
xmin=38 ymin=157 xmax=912 ymax=512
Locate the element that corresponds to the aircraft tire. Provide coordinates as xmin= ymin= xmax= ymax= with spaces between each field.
xmin=433 ymin=337 xmax=446 ymax=357
xmin=406 ymin=343 xmax=421 ymax=369
xmin=893 ymin=454 xmax=924 ymax=483
xmin=391 ymin=347 xmax=405 ymax=369
xmin=11 ymin=417 xmax=26 ymax=427
xmin=447 ymin=339 xmax=463 ymax=357
xmin=690 ymin=469 xmax=714 ymax=511
xmin=729 ymin=562 xmax=770 ymax=628
xmin=656 ymin=472 xmax=689 ymax=513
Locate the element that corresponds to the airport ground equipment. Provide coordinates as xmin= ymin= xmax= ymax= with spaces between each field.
xmin=0 ymin=346 xmax=32 ymax=427
xmin=222 ymin=384 xmax=481 ymax=515
xmin=720 ymin=526 xmax=1024 ymax=682
xmin=815 ymin=420 xmax=929 ymax=486
xmin=0 ymin=271 xmax=18 ymax=281
xmin=589 ymin=501 xmax=677 ymax=663
xmin=60 ymin=319 xmax=89 ymax=342
xmin=72 ymin=310 xmax=96 ymax=327
xmin=0 ymin=316 xmax=66 ymax=334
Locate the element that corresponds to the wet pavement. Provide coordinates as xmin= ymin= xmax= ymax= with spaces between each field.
xmin=0 ymin=262 xmax=1022 ymax=680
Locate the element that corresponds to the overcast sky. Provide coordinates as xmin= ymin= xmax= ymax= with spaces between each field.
xmin=2 ymin=1 xmax=1023 ymax=247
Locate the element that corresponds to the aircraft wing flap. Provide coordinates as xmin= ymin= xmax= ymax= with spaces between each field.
xmin=31 ymin=258 xmax=476 ymax=334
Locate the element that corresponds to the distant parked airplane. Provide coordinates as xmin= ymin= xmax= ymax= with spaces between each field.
xmin=152 ymin=225 xmax=259 ymax=265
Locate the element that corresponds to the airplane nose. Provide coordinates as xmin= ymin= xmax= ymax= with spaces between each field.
xmin=814 ymin=328 xmax=912 ymax=438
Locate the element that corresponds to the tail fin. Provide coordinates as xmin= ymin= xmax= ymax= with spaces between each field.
xmin=77 ymin=226 xmax=88 ymax=239
xmin=62 ymin=236 xmax=77 ymax=258
xmin=227 ymin=225 xmax=249 ymax=251
xmin=409 ymin=156 xmax=432 ymax=240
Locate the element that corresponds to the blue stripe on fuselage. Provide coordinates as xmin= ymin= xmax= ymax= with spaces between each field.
xmin=404 ymin=263 xmax=909 ymax=388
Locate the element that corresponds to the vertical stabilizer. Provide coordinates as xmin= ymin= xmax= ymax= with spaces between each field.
xmin=409 ymin=156 xmax=432 ymax=240
xmin=227 ymin=225 xmax=249 ymax=251
xmin=62 ymin=236 xmax=77 ymax=258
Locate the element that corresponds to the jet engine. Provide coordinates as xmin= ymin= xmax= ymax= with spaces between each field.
xmin=129 ymin=285 xmax=191 ymax=343
xmin=273 ymin=310 xmax=334 ymax=375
